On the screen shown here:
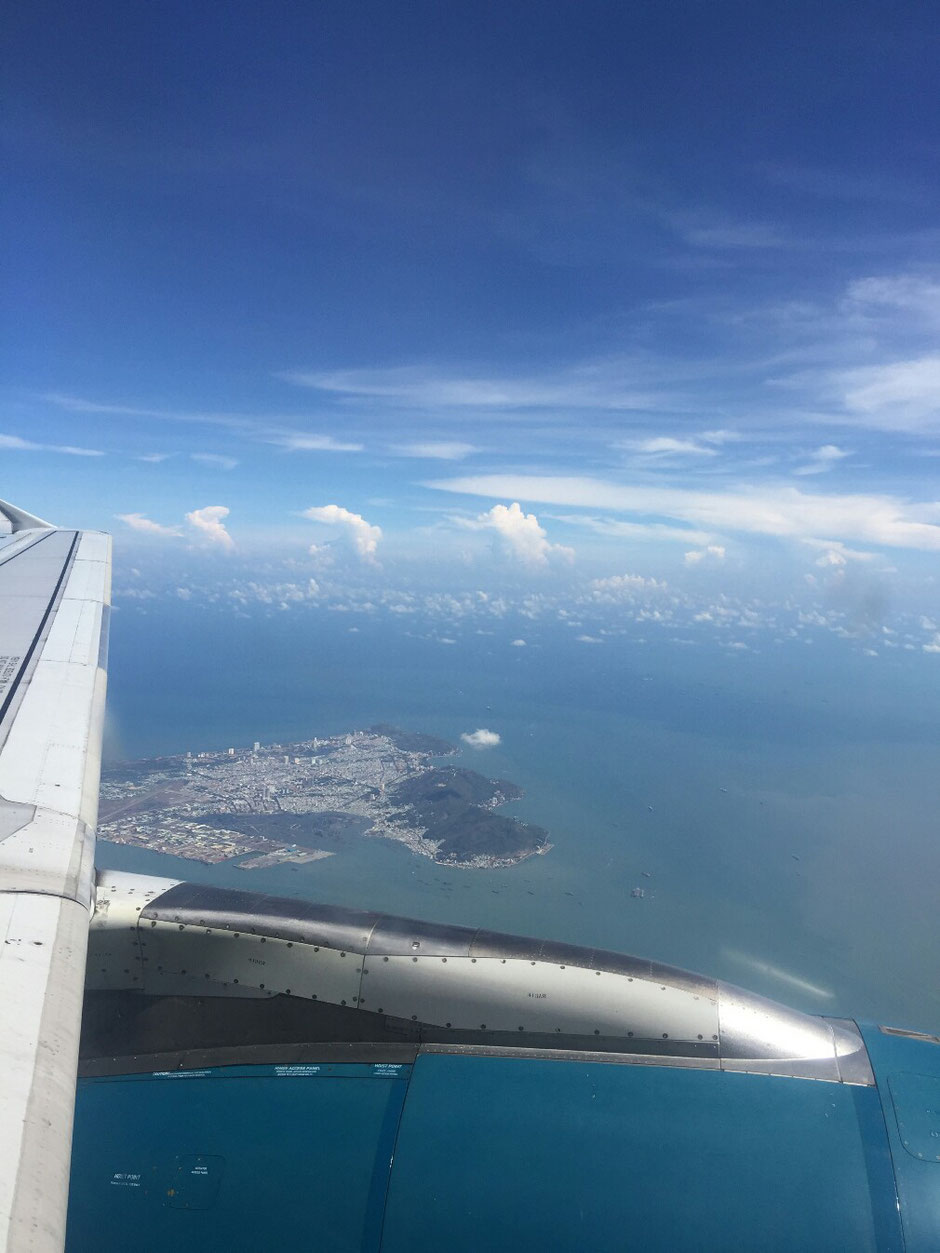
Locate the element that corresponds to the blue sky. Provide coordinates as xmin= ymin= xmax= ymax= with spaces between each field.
xmin=3 ymin=1 xmax=940 ymax=643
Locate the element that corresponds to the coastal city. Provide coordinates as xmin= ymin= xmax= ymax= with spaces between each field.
xmin=98 ymin=725 xmax=550 ymax=870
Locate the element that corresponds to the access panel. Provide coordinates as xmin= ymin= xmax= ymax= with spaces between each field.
xmin=66 ymin=1062 xmax=409 ymax=1252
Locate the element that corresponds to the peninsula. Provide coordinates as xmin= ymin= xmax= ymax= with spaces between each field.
xmin=97 ymin=726 xmax=550 ymax=869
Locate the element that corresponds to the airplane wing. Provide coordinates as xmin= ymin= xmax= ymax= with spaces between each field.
xmin=0 ymin=502 xmax=110 ymax=1253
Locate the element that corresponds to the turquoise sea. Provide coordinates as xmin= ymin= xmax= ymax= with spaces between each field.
xmin=102 ymin=603 xmax=940 ymax=1032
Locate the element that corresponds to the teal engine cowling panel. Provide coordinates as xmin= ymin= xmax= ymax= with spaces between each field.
xmin=860 ymin=1023 xmax=940 ymax=1252
xmin=379 ymin=1053 xmax=901 ymax=1252
xmin=68 ymin=1045 xmax=916 ymax=1252
xmin=66 ymin=1062 xmax=410 ymax=1252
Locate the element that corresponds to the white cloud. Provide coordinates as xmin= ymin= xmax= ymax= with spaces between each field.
xmin=576 ymin=634 xmax=604 ymax=644
xmin=185 ymin=505 xmax=235 ymax=550
xmin=115 ymin=513 xmax=183 ymax=537
xmin=700 ymin=429 xmax=740 ymax=445
xmin=815 ymin=549 xmax=847 ymax=569
xmin=793 ymin=444 xmax=851 ymax=476
xmin=510 ymin=638 xmax=527 ymax=646
xmin=41 ymin=391 xmax=367 ymax=449
xmin=627 ymin=436 xmax=717 ymax=457
xmin=137 ymin=452 xmax=173 ymax=463
xmin=40 ymin=392 xmax=268 ymax=437
xmin=391 ymin=441 xmax=477 ymax=460
xmin=280 ymin=365 xmax=664 ymax=413
xmin=191 ymin=453 xmax=238 ymax=470
xmin=552 ymin=515 xmax=712 ymax=545
xmin=464 ymin=501 xmax=574 ymax=567
xmin=429 ymin=475 xmax=940 ymax=552
xmin=460 ymin=728 xmax=501 ymax=748
xmin=270 ymin=433 xmax=364 ymax=452
xmin=590 ymin=573 xmax=668 ymax=598
xmin=802 ymin=538 xmax=876 ymax=568
xmin=836 ymin=355 xmax=940 ymax=432
xmin=673 ymin=213 xmax=786 ymax=250
xmin=302 ymin=504 xmax=382 ymax=562
xmin=0 ymin=432 xmax=103 ymax=457
xmin=845 ymin=275 xmax=940 ymax=322
xmin=43 ymin=393 xmax=209 ymax=418
xmin=684 ymin=545 xmax=726 ymax=565
xmin=227 ymin=578 xmax=320 ymax=608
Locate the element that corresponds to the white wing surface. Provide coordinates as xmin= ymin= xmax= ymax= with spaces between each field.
xmin=0 ymin=502 xmax=110 ymax=1253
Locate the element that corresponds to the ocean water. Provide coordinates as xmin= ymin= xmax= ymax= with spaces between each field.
xmin=102 ymin=603 xmax=940 ymax=1031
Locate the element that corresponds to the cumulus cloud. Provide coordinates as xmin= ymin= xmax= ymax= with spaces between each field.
xmin=227 ymin=577 xmax=320 ymax=608
xmin=684 ymin=545 xmax=726 ymax=566
xmin=392 ymin=441 xmax=477 ymax=460
xmin=510 ymin=638 xmax=527 ymax=646
xmin=191 ymin=453 xmax=238 ymax=470
xmin=429 ymin=475 xmax=940 ymax=552
xmin=302 ymin=504 xmax=382 ymax=562
xmin=185 ymin=505 xmax=235 ymax=549
xmin=461 ymin=728 xmax=501 ymax=748
xmin=0 ymin=432 xmax=103 ymax=457
xmin=115 ymin=512 xmax=182 ymax=537
xmin=119 ymin=505 xmax=239 ymax=546
xmin=464 ymin=501 xmax=574 ymax=567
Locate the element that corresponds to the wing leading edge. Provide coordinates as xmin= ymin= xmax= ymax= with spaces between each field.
xmin=0 ymin=502 xmax=111 ymax=1253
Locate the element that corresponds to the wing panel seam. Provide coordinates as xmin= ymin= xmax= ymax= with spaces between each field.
xmin=0 ymin=532 xmax=79 ymax=752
